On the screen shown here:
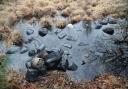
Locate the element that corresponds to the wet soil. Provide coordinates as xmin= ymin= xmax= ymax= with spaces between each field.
xmin=0 ymin=16 xmax=127 ymax=82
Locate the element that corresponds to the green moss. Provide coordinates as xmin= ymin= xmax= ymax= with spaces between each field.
xmin=0 ymin=57 xmax=8 ymax=89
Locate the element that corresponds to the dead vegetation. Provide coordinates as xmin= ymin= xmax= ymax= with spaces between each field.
xmin=70 ymin=15 xmax=82 ymax=24
xmin=6 ymin=69 xmax=38 ymax=89
xmin=56 ymin=20 xmax=66 ymax=29
xmin=61 ymin=7 xmax=71 ymax=17
xmin=0 ymin=0 xmax=127 ymax=27
xmin=5 ymin=69 xmax=128 ymax=89
xmin=0 ymin=26 xmax=22 ymax=47
xmin=39 ymin=16 xmax=53 ymax=29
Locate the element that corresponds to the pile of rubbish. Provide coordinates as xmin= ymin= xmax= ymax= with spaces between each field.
xmin=25 ymin=45 xmax=77 ymax=82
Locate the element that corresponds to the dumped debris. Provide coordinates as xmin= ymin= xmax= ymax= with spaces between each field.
xmin=25 ymin=48 xmax=77 ymax=82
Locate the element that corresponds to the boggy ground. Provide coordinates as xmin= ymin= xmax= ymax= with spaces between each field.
xmin=0 ymin=0 xmax=128 ymax=89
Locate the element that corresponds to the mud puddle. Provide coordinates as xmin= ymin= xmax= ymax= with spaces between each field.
xmin=3 ymin=17 xmax=126 ymax=82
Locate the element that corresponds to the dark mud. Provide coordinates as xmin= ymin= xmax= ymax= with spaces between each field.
xmin=1 ymin=16 xmax=127 ymax=82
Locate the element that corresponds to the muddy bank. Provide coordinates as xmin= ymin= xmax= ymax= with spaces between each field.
xmin=0 ymin=16 xmax=126 ymax=82
xmin=0 ymin=0 xmax=128 ymax=89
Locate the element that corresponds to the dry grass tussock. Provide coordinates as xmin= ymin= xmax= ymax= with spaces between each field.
xmin=91 ymin=0 xmax=128 ymax=18
xmin=0 ymin=26 xmax=22 ymax=47
xmin=0 ymin=0 xmax=128 ymax=26
xmin=39 ymin=16 xmax=53 ymax=29
xmin=70 ymin=15 xmax=82 ymax=24
xmin=61 ymin=7 xmax=72 ymax=17
xmin=33 ymin=5 xmax=57 ymax=18
xmin=56 ymin=19 xmax=67 ymax=29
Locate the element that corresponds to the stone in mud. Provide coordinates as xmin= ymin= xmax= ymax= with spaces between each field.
xmin=37 ymin=50 xmax=48 ymax=59
xmin=25 ymin=36 xmax=34 ymax=44
xmin=13 ymin=39 xmax=23 ymax=47
xmin=99 ymin=19 xmax=108 ymax=25
xmin=26 ymin=29 xmax=34 ymax=35
xmin=26 ymin=68 xmax=47 ymax=82
xmin=57 ymin=59 xmax=69 ymax=71
xmin=26 ymin=69 xmax=40 ymax=82
xmin=39 ymin=28 xmax=48 ymax=37
xmin=37 ymin=44 xmax=45 ymax=53
xmin=67 ymin=62 xmax=78 ymax=71
xmin=58 ymin=33 xmax=67 ymax=39
xmin=78 ymin=42 xmax=88 ymax=46
xmin=54 ymin=29 xmax=62 ymax=35
xmin=108 ymin=17 xmax=117 ymax=24
xmin=6 ymin=46 xmax=20 ymax=54
xmin=102 ymin=27 xmax=114 ymax=35
xmin=26 ymin=61 xmax=31 ymax=69
xmin=81 ymin=60 xmax=86 ymax=65
xmin=20 ymin=47 xmax=28 ymax=54
xmin=66 ymin=35 xmax=76 ymax=42
xmin=95 ymin=23 xmax=102 ymax=29
xmin=63 ymin=43 xmax=72 ymax=49
xmin=44 ymin=49 xmax=64 ymax=69
xmin=28 ymin=49 xmax=37 ymax=57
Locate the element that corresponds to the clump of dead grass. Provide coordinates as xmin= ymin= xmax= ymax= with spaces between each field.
xmin=91 ymin=0 xmax=128 ymax=18
xmin=15 ymin=5 xmax=33 ymax=19
xmin=10 ymin=30 xmax=23 ymax=46
xmin=33 ymin=5 xmax=57 ymax=18
xmin=56 ymin=19 xmax=66 ymax=29
xmin=0 ymin=26 xmax=22 ymax=47
xmin=82 ymin=15 xmax=93 ymax=22
xmin=28 ymin=17 xmax=38 ymax=25
xmin=6 ymin=13 xmax=18 ymax=27
xmin=71 ymin=9 xmax=85 ymax=17
xmin=70 ymin=15 xmax=82 ymax=24
xmin=0 ymin=26 xmax=12 ymax=41
xmin=55 ymin=2 xmax=68 ymax=10
xmin=61 ymin=7 xmax=72 ymax=17
xmin=39 ymin=16 xmax=53 ymax=29
xmin=85 ymin=74 xmax=127 ymax=89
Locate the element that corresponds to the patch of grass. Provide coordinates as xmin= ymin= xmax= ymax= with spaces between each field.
xmin=0 ymin=55 xmax=8 ymax=89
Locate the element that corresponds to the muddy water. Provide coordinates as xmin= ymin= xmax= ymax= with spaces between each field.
xmin=4 ymin=17 xmax=122 ymax=82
